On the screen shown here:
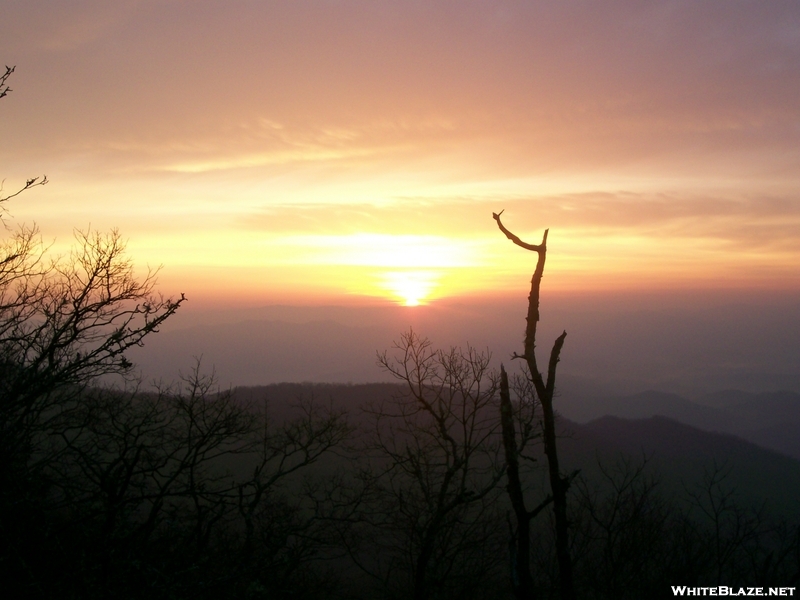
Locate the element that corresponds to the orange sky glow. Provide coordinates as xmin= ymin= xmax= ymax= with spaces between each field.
xmin=2 ymin=1 xmax=799 ymax=308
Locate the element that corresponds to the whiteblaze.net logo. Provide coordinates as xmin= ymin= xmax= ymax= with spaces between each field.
xmin=672 ymin=587 xmax=796 ymax=597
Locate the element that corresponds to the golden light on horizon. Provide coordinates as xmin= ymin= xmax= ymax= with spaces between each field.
xmin=287 ymin=234 xmax=479 ymax=302
xmin=294 ymin=234 xmax=477 ymax=268
xmin=380 ymin=270 xmax=440 ymax=306
xmin=3 ymin=2 xmax=799 ymax=305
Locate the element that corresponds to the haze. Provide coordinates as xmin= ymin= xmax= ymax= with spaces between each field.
xmin=2 ymin=1 xmax=798 ymax=392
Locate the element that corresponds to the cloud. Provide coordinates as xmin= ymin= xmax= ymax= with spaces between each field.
xmin=241 ymin=191 xmax=800 ymax=243
xmin=4 ymin=0 xmax=799 ymax=179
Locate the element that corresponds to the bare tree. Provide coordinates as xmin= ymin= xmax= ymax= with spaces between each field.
xmin=0 ymin=66 xmax=184 ymax=472
xmin=0 ymin=64 xmax=188 ymax=596
xmin=357 ymin=330 xmax=506 ymax=600
xmin=499 ymin=365 xmax=553 ymax=600
xmin=5 ymin=362 xmax=353 ymax=599
xmin=566 ymin=456 xmax=800 ymax=597
xmin=235 ymin=389 xmax=352 ymax=584
xmin=569 ymin=455 xmax=673 ymax=599
xmin=0 ymin=227 xmax=185 ymax=482
xmin=684 ymin=462 xmax=775 ymax=587
xmin=493 ymin=211 xmax=576 ymax=600
xmin=49 ymin=365 xmax=251 ymax=596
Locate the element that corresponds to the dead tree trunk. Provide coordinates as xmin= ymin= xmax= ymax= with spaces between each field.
xmin=494 ymin=211 xmax=576 ymax=600
xmin=500 ymin=365 xmax=552 ymax=600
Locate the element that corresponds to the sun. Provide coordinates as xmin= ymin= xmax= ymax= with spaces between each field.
xmin=382 ymin=271 xmax=438 ymax=306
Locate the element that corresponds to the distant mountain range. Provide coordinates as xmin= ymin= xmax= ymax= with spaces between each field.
xmin=231 ymin=382 xmax=800 ymax=519
xmin=559 ymin=414 xmax=800 ymax=517
xmin=556 ymin=385 xmax=800 ymax=461
xmin=127 ymin=295 xmax=800 ymax=395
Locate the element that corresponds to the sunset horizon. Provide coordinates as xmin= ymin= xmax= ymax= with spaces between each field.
xmin=2 ymin=1 xmax=799 ymax=313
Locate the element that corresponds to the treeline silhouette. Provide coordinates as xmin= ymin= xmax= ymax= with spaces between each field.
xmin=3 ymin=364 xmax=800 ymax=599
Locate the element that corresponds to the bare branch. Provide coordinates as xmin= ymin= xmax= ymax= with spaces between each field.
xmin=0 ymin=175 xmax=49 ymax=209
xmin=0 ymin=67 xmax=48 ymax=212
xmin=493 ymin=210 xmax=548 ymax=252
xmin=0 ymin=65 xmax=14 ymax=100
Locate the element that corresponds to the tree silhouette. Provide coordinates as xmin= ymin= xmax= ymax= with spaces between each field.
xmin=356 ymin=330 xmax=506 ymax=600
xmin=0 ymin=65 xmax=186 ymax=596
xmin=0 ymin=67 xmax=184 ymax=470
xmin=0 ymin=64 xmax=354 ymax=600
xmin=493 ymin=211 xmax=576 ymax=600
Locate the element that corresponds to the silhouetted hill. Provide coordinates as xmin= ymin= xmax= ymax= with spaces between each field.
xmin=559 ymin=415 xmax=800 ymax=517
xmin=558 ymin=389 xmax=733 ymax=429
xmin=557 ymin=388 xmax=800 ymax=461
xmin=227 ymin=383 xmax=800 ymax=519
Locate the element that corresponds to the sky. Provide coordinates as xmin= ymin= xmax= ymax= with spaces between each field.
xmin=1 ymin=0 xmax=799 ymax=310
